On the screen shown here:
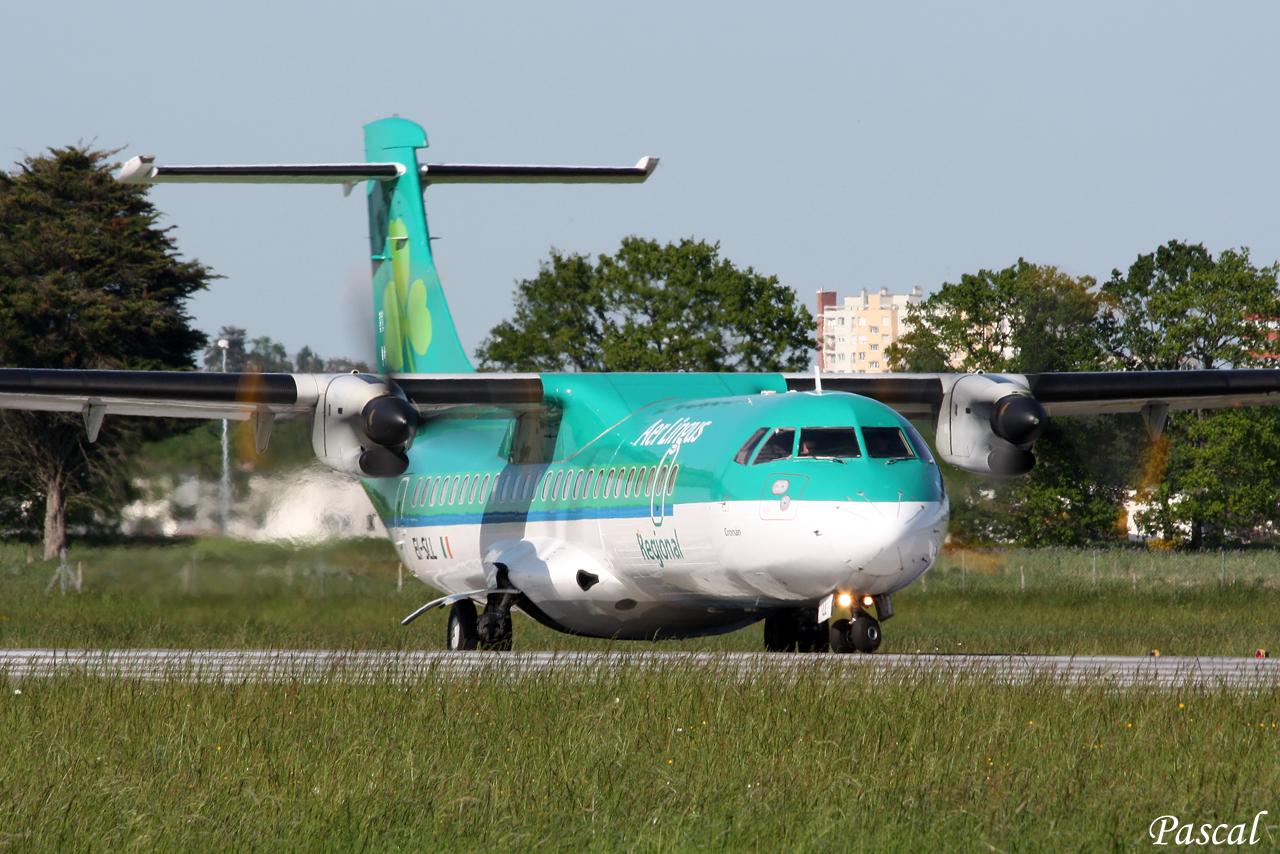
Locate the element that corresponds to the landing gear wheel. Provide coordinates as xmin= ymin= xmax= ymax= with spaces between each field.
xmin=763 ymin=614 xmax=794 ymax=652
xmin=476 ymin=609 xmax=512 ymax=651
xmin=446 ymin=600 xmax=478 ymax=651
xmin=829 ymin=618 xmax=856 ymax=654
xmin=848 ymin=611 xmax=882 ymax=653
xmin=764 ymin=608 xmax=829 ymax=653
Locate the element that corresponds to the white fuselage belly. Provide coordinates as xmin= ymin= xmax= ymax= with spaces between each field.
xmin=392 ymin=498 xmax=948 ymax=639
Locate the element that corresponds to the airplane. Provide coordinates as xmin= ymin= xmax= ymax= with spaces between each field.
xmin=4 ymin=116 xmax=1280 ymax=653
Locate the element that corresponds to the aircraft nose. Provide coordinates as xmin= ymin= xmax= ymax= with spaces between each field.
xmin=832 ymin=499 xmax=946 ymax=585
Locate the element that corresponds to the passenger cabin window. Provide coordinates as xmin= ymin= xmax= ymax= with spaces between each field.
xmin=861 ymin=427 xmax=917 ymax=459
xmin=752 ymin=428 xmax=796 ymax=465
xmin=798 ymin=427 xmax=862 ymax=459
xmin=733 ymin=427 xmax=769 ymax=465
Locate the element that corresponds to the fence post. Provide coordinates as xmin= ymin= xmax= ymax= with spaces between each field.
xmin=1020 ymin=565 xmax=1025 ymax=592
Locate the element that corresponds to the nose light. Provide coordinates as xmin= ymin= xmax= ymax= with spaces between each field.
xmin=836 ymin=592 xmax=853 ymax=609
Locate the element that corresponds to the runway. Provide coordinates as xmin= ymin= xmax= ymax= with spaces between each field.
xmin=2 ymin=648 xmax=1278 ymax=688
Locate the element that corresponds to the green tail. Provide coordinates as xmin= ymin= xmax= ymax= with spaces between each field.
xmin=364 ymin=118 xmax=473 ymax=374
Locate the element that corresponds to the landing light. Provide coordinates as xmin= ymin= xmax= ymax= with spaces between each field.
xmin=836 ymin=593 xmax=853 ymax=609
xmin=862 ymin=595 xmax=874 ymax=608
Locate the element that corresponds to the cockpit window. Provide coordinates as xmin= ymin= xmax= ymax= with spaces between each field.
xmin=752 ymin=428 xmax=795 ymax=464
xmin=798 ymin=427 xmax=862 ymax=459
xmin=733 ymin=427 xmax=769 ymax=465
xmin=902 ymin=421 xmax=935 ymax=463
xmin=861 ymin=427 xmax=917 ymax=459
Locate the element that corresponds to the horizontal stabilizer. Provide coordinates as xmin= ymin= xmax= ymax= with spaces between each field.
xmin=119 ymin=157 xmax=659 ymax=187
xmin=419 ymin=157 xmax=658 ymax=184
xmin=118 ymin=157 xmax=404 ymax=185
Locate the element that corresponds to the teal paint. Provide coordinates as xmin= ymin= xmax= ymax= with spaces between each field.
xmin=364 ymin=118 xmax=472 ymax=374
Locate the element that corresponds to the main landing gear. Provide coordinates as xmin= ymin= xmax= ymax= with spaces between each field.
xmin=764 ymin=605 xmax=884 ymax=654
xmin=763 ymin=608 xmax=830 ymax=653
xmin=445 ymin=591 xmax=515 ymax=651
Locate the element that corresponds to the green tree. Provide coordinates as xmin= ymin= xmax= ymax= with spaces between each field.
xmin=1102 ymin=242 xmax=1280 ymax=546
xmin=1099 ymin=241 xmax=1280 ymax=371
xmin=476 ymin=238 xmax=814 ymax=372
xmin=203 ymin=327 xmax=294 ymax=373
xmin=887 ymin=259 xmax=1108 ymax=373
xmin=0 ymin=146 xmax=212 ymax=557
xmin=888 ymin=260 xmax=1137 ymax=546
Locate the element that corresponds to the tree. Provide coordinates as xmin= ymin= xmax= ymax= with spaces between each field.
xmin=1098 ymin=241 xmax=1280 ymax=371
xmin=1102 ymin=242 xmax=1280 ymax=545
xmin=887 ymin=260 xmax=1138 ymax=546
xmin=203 ymin=330 xmax=370 ymax=375
xmin=476 ymin=237 xmax=814 ymax=372
xmin=0 ymin=146 xmax=212 ymax=557
xmin=887 ymin=259 xmax=1109 ymax=373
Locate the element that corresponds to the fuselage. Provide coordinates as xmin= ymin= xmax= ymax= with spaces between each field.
xmin=364 ymin=376 xmax=948 ymax=639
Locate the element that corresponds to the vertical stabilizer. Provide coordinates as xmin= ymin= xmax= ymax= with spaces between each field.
xmin=365 ymin=118 xmax=474 ymax=374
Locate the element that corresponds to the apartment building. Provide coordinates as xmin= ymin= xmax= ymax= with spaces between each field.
xmin=816 ymin=286 xmax=924 ymax=373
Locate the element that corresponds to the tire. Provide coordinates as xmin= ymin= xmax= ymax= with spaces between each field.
xmin=446 ymin=600 xmax=478 ymax=651
xmin=766 ymin=608 xmax=828 ymax=653
xmin=795 ymin=612 xmax=830 ymax=654
xmin=829 ymin=618 xmax=856 ymax=654
xmin=763 ymin=614 xmax=795 ymax=652
xmin=477 ymin=609 xmax=513 ymax=652
xmin=848 ymin=612 xmax=882 ymax=653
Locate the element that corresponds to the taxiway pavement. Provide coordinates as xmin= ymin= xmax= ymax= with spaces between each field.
xmin=1 ymin=648 xmax=1278 ymax=688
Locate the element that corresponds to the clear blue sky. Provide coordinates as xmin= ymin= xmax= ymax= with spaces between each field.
xmin=5 ymin=0 xmax=1279 ymax=366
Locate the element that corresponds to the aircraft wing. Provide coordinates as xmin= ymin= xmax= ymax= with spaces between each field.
xmin=0 ymin=370 xmax=545 ymax=420
xmin=6 ymin=366 xmax=1280 ymax=441
xmin=784 ymin=369 xmax=1280 ymax=417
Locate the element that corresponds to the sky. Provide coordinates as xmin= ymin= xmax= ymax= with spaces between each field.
xmin=5 ymin=0 xmax=1280 ymax=367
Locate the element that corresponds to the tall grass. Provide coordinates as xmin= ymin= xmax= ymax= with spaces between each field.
xmin=2 ymin=539 xmax=1279 ymax=655
xmin=1 ymin=665 xmax=1276 ymax=852
xmin=3 ymin=540 xmax=1278 ymax=851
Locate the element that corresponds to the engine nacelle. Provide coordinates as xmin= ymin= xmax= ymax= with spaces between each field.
xmin=934 ymin=374 xmax=1048 ymax=477
xmin=311 ymin=374 xmax=418 ymax=478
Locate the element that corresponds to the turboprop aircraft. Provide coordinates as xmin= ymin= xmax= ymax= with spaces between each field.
xmin=5 ymin=116 xmax=1280 ymax=653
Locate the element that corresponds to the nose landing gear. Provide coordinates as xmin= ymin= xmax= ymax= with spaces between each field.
xmin=830 ymin=610 xmax=882 ymax=654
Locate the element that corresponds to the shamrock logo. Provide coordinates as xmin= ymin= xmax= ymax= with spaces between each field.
xmin=382 ymin=218 xmax=433 ymax=371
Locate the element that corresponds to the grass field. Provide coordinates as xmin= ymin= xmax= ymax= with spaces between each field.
xmin=2 ymin=663 xmax=1278 ymax=852
xmin=1 ymin=539 xmax=1277 ymax=656
xmin=2 ymin=539 xmax=1278 ymax=852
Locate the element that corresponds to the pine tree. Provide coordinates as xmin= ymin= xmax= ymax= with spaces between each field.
xmin=0 ymin=146 xmax=213 ymax=557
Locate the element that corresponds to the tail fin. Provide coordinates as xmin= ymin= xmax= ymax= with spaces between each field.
xmin=118 ymin=120 xmax=658 ymax=376
xmin=364 ymin=118 xmax=472 ymax=374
